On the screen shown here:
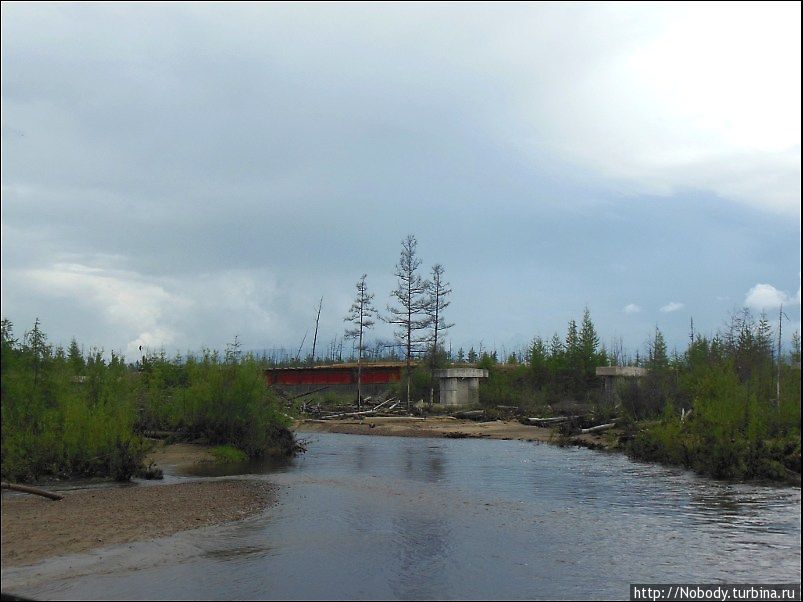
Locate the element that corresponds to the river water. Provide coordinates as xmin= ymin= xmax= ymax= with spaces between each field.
xmin=5 ymin=433 xmax=801 ymax=600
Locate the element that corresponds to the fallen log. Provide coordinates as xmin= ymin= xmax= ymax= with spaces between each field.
xmin=365 ymin=416 xmax=427 ymax=421
xmin=451 ymin=410 xmax=485 ymax=419
xmin=319 ymin=409 xmax=379 ymax=420
xmin=289 ymin=386 xmax=329 ymax=400
xmin=1 ymin=481 xmax=63 ymax=501
xmin=579 ymin=423 xmax=617 ymax=434
xmin=526 ymin=416 xmax=578 ymax=426
xmin=369 ymin=397 xmax=397 ymax=412
xmin=381 ymin=401 xmax=400 ymax=413
xmin=142 ymin=430 xmax=178 ymax=439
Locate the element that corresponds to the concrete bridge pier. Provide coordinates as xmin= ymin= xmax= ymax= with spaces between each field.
xmin=432 ymin=368 xmax=489 ymax=407
xmin=595 ymin=366 xmax=649 ymax=405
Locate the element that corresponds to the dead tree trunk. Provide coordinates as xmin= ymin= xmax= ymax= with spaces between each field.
xmin=2 ymin=481 xmax=64 ymax=501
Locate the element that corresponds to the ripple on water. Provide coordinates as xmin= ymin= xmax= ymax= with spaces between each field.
xmin=5 ymin=433 xmax=800 ymax=601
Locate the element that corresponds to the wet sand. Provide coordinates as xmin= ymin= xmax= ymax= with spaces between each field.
xmin=146 ymin=441 xmax=217 ymax=470
xmin=1 ymin=425 xmax=611 ymax=570
xmin=2 ymin=478 xmax=275 ymax=567
xmin=295 ymin=416 xmax=617 ymax=449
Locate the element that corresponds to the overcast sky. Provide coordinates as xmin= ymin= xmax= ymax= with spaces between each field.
xmin=2 ymin=2 xmax=800 ymax=359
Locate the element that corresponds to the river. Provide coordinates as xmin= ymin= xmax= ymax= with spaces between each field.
xmin=4 ymin=433 xmax=801 ymax=600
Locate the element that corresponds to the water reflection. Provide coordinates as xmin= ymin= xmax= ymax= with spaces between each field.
xmin=390 ymin=512 xmax=451 ymax=600
xmin=5 ymin=433 xmax=800 ymax=601
xmin=182 ymin=455 xmax=294 ymax=478
xmin=399 ymin=443 xmax=446 ymax=483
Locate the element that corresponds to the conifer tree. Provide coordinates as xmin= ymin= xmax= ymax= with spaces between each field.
xmin=386 ymin=235 xmax=430 ymax=407
xmin=579 ymin=307 xmax=600 ymax=386
xmin=426 ymin=263 xmax=454 ymax=369
xmin=345 ymin=274 xmax=377 ymax=409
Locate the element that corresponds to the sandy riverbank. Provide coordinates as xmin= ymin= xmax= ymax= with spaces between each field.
xmin=1 ymin=424 xmax=611 ymax=569
xmin=145 ymin=440 xmax=217 ymax=470
xmin=1 ymin=479 xmax=275 ymax=567
xmin=295 ymin=416 xmax=617 ymax=449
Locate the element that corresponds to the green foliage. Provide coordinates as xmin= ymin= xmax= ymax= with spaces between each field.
xmin=2 ymin=319 xmax=299 ymax=483
xmin=391 ymin=365 xmax=432 ymax=402
xmin=2 ymin=319 xmax=144 ymax=482
xmin=211 ymin=444 xmax=249 ymax=463
xmin=479 ymin=363 xmax=538 ymax=407
xmin=625 ymin=315 xmax=801 ymax=482
xmin=138 ymin=353 xmax=295 ymax=458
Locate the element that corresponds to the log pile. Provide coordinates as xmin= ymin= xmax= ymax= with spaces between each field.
xmin=311 ymin=397 xmax=406 ymax=420
xmin=524 ymin=414 xmax=625 ymax=436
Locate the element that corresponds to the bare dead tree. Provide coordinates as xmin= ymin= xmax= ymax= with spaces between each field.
xmin=427 ymin=264 xmax=454 ymax=362
xmin=345 ymin=274 xmax=376 ymax=410
xmin=386 ymin=234 xmax=430 ymax=408
xmin=311 ymin=296 xmax=323 ymax=363
xmin=295 ymin=330 xmax=308 ymax=364
xmin=426 ymin=263 xmax=454 ymax=404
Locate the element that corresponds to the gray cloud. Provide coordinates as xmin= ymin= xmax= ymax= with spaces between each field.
xmin=2 ymin=3 xmax=800 ymax=355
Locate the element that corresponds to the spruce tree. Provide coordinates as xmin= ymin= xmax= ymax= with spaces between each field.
xmin=579 ymin=307 xmax=600 ymax=387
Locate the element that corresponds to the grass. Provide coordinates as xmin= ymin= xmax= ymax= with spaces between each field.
xmin=211 ymin=444 xmax=249 ymax=464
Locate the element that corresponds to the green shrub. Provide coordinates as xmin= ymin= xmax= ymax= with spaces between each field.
xmin=211 ymin=444 xmax=248 ymax=463
xmin=1 ymin=320 xmax=300 ymax=482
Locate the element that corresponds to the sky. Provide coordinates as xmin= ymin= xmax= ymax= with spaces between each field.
xmin=1 ymin=1 xmax=800 ymax=360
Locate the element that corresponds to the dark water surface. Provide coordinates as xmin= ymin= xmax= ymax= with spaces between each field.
xmin=5 ymin=433 xmax=801 ymax=600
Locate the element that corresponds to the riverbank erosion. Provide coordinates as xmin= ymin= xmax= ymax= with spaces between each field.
xmin=1 ymin=479 xmax=276 ymax=568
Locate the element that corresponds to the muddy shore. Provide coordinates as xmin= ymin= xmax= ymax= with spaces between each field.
xmin=295 ymin=416 xmax=617 ymax=449
xmin=1 ymin=479 xmax=275 ymax=567
xmin=1 ymin=442 xmax=276 ymax=568
xmin=1 ymin=424 xmax=610 ymax=569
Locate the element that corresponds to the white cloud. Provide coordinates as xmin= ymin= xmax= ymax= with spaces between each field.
xmin=21 ymin=262 xmax=186 ymax=356
xmin=660 ymin=302 xmax=685 ymax=313
xmin=1 ymin=4 xmax=801 ymax=354
xmin=517 ymin=3 xmax=801 ymax=214
xmin=3 ymin=260 xmax=291 ymax=357
xmin=745 ymin=282 xmax=801 ymax=310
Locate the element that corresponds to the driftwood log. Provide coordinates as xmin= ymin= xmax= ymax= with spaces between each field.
xmin=318 ymin=398 xmax=400 ymax=420
xmin=526 ymin=416 xmax=579 ymax=426
xmin=579 ymin=423 xmax=617 ymax=434
xmin=451 ymin=410 xmax=485 ymax=419
xmin=1 ymin=481 xmax=63 ymax=501
xmin=142 ymin=430 xmax=178 ymax=439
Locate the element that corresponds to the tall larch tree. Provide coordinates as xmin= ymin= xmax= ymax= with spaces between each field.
xmin=386 ymin=235 xmax=430 ymax=407
xmin=345 ymin=274 xmax=377 ymax=410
